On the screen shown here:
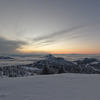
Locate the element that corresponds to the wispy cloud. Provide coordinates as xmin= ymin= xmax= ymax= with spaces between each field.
xmin=33 ymin=25 xmax=84 ymax=41
xmin=30 ymin=23 xmax=98 ymax=47
xmin=0 ymin=23 xmax=99 ymax=54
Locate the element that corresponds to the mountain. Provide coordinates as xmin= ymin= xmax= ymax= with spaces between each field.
xmin=74 ymin=58 xmax=97 ymax=65
xmin=31 ymin=54 xmax=100 ymax=74
xmin=32 ymin=54 xmax=76 ymax=69
xmin=43 ymin=54 xmax=55 ymax=59
xmin=1 ymin=54 xmax=100 ymax=78
xmin=0 ymin=56 xmax=13 ymax=59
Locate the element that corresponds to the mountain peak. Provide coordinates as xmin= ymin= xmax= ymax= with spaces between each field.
xmin=45 ymin=54 xmax=55 ymax=59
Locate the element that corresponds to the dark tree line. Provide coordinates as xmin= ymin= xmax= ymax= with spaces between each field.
xmin=0 ymin=66 xmax=34 ymax=77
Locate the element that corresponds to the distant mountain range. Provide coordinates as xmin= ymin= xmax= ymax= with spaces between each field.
xmin=0 ymin=54 xmax=100 ymax=77
xmin=0 ymin=56 xmax=13 ymax=59
xmin=29 ymin=54 xmax=100 ymax=74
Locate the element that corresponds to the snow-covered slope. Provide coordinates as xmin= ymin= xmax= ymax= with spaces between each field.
xmin=0 ymin=73 xmax=100 ymax=100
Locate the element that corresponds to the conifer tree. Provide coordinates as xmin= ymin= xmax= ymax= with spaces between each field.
xmin=41 ymin=62 xmax=51 ymax=75
xmin=58 ymin=65 xmax=66 ymax=74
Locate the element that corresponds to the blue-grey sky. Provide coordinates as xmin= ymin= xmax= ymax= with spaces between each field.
xmin=0 ymin=0 xmax=100 ymax=54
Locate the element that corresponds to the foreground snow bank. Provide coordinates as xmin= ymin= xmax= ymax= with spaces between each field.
xmin=0 ymin=73 xmax=100 ymax=100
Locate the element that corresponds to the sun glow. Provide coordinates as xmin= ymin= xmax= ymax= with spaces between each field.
xmin=17 ymin=48 xmax=100 ymax=54
xmin=17 ymin=40 xmax=100 ymax=54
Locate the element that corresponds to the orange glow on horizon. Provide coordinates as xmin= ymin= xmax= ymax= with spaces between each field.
xmin=47 ymin=48 xmax=100 ymax=54
xmin=17 ymin=49 xmax=100 ymax=54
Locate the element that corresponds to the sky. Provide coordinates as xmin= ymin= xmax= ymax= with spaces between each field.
xmin=0 ymin=0 xmax=100 ymax=54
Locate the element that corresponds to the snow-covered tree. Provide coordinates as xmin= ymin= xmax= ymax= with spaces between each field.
xmin=41 ymin=66 xmax=50 ymax=75
xmin=58 ymin=65 xmax=66 ymax=74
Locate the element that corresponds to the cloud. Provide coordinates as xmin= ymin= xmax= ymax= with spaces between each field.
xmin=0 ymin=36 xmax=27 ymax=54
xmin=33 ymin=25 xmax=83 ymax=41
xmin=0 ymin=23 xmax=99 ymax=54
xmin=30 ymin=24 xmax=94 ymax=47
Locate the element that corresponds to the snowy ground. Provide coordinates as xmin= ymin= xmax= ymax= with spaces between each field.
xmin=0 ymin=73 xmax=100 ymax=100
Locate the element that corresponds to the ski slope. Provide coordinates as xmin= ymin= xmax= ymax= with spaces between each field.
xmin=0 ymin=73 xmax=100 ymax=100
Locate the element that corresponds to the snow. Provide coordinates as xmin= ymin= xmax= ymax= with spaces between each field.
xmin=91 ymin=61 xmax=100 ymax=64
xmin=22 ymin=66 xmax=41 ymax=71
xmin=0 ymin=73 xmax=100 ymax=100
xmin=91 ymin=67 xmax=100 ymax=71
